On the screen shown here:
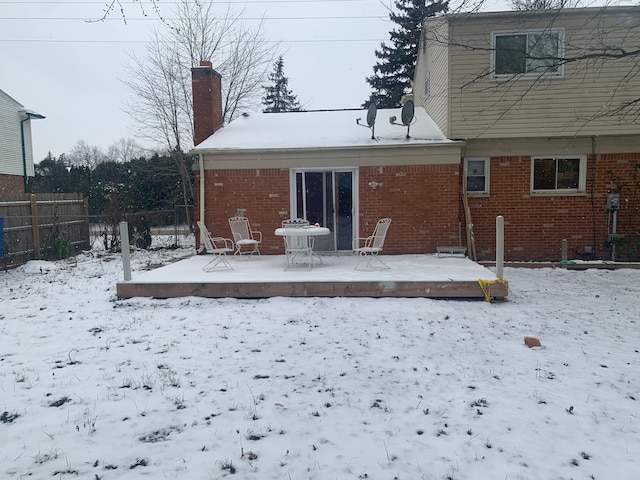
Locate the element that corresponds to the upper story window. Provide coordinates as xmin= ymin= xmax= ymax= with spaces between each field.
xmin=493 ymin=29 xmax=563 ymax=77
xmin=531 ymin=155 xmax=586 ymax=194
xmin=464 ymin=157 xmax=489 ymax=195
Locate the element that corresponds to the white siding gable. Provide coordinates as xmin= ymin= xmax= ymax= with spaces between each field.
xmin=0 ymin=89 xmax=36 ymax=177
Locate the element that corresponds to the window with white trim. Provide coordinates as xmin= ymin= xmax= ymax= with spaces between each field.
xmin=464 ymin=157 xmax=489 ymax=194
xmin=531 ymin=155 xmax=586 ymax=193
xmin=493 ymin=29 xmax=563 ymax=77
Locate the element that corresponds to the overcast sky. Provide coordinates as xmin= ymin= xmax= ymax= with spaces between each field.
xmin=3 ymin=0 xmax=516 ymax=161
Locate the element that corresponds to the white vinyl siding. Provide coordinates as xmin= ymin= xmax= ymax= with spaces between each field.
xmin=0 ymin=91 xmax=25 ymax=176
xmin=415 ymin=19 xmax=450 ymax=136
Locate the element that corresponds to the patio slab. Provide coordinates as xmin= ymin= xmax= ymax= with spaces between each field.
xmin=116 ymin=254 xmax=508 ymax=300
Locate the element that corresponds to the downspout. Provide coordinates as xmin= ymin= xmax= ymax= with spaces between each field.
xmin=199 ymin=153 xmax=205 ymax=224
xmin=590 ymin=136 xmax=597 ymax=257
xmin=20 ymin=116 xmax=30 ymax=192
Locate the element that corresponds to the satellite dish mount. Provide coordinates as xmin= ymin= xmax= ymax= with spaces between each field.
xmin=356 ymin=103 xmax=378 ymax=139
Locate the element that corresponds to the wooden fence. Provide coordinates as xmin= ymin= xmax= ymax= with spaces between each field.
xmin=0 ymin=193 xmax=90 ymax=268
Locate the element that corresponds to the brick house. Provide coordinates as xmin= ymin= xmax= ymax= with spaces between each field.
xmin=0 ymin=89 xmax=45 ymax=194
xmin=414 ymin=6 xmax=640 ymax=261
xmin=190 ymin=61 xmax=464 ymax=255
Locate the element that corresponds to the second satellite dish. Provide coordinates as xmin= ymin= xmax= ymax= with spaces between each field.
xmin=388 ymin=100 xmax=416 ymax=138
xmin=401 ymin=100 xmax=414 ymax=126
xmin=401 ymin=100 xmax=415 ymax=138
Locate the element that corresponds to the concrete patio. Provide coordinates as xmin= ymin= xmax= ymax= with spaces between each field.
xmin=116 ymin=253 xmax=508 ymax=300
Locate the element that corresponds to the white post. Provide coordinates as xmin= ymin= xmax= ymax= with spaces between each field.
xmin=120 ymin=221 xmax=131 ymax=281
xmin=496 ymin=215 xmax=504 ymax=279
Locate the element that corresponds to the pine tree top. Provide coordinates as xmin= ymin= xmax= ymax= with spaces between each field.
xmin=262 ymin=56 xmax=302 ymax=113
xmin=363 ymin=0 xmax=449 ymax=108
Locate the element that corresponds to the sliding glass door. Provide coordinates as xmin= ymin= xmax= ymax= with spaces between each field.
xmin=291 ymin=169 xmax=357 ymax=251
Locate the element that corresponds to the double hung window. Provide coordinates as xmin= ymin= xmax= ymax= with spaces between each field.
xmin=493 ymin=29 xmax=563 ymax=77
xmin=464 ymin=157 xmax=489 ymax=194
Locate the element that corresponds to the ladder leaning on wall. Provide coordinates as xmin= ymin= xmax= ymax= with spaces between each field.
xmin=461 ymin=184 xmax=477 ymax=262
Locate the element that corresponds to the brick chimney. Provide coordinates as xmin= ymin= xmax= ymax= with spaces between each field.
xmin=192 ymin=60 xmax=223 ymax=146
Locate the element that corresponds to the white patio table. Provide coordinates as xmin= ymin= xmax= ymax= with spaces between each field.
xmin=274 ymin=226 xmax=330 ymax=237
xmin=274 ymin=226 xmax=330 ymax=269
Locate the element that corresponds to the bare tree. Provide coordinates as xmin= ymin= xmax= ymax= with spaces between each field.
xmin=123 ymin=1 xmax=276 ymax=227
xmin=90 ymin=0 xmax=164 ymax=24
xmin=510 ymin=0 xmax=582 ymax=11
xmin=124 ymin=1 xmax=276 ymax=148
xmin=67 ymin=140 xmax=108 ymax=169
xmin=106 ymin=138 xmax=146 ymax=163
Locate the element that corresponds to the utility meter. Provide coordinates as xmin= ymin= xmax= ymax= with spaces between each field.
xmin=606 ymin=193 xmax=620 ymax=211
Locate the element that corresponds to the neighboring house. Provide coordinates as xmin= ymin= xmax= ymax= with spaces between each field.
xmin=190 ymin=61 xmax=464 ymax=255
xmin=0 ymin=89 xmax=44 ymax=194
xmin=414 ymin=6 xmax=640 ymax=261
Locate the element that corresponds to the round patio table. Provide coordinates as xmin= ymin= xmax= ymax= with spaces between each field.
xmin=274 ymin=226 xmax=330 ymax=269
xmin=273 ymin=226 xmax=330 ymax=237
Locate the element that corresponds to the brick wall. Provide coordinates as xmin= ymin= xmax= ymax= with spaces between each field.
xmin=0 ymin=174 xmax=24 ymax=194
xmin=468 ymin=154 xmax=640 ymax=261
xmin=198 ymin=168 xmax=291 ymax=254
xmin=359 ymin=164 xmax=461 ymax=254
xmin=197 ymin=163 xmax=462 ymax=254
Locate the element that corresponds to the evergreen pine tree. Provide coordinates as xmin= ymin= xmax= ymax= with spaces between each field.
xmin=262 ymin=56 xmax=302 ymax=113
xmin=364 ymin=0 xmax=448 ymax=108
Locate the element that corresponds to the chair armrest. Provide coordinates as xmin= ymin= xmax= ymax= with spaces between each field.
xmin=252 ymin=230 xmax=263 ymax=242
xmin=352 ymin=236 xmax=374 ymax=249
xmin=212 ymin=237 xmax=234 ymax=250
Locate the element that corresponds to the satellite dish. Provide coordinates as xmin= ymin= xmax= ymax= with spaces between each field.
xmin=401 ymin=100 xmax=415 ymax=126
xmin=398 ymin=100 xmax=415 ymax=138
xmin=366 ymin=103 xmax=377 ymax=127
xmin=356 ymin=103 xmax=378 ymax=140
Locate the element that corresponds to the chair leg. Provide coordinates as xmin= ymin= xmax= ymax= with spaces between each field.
xmin=354 ymin=253 xmax=389 ymax=271
xmin=203 ymin=254 xmax=233 ymax=272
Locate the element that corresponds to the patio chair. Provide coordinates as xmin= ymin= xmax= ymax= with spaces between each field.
xmin=281 ymin=218 xmax=316 ymax=270
xmin=196 ymin=221 xmax=234 ymax=271
xmin=228 ymin=216 xmax=262 ymax=256
xmin=352 ymin=218 xmax=392 ymax=270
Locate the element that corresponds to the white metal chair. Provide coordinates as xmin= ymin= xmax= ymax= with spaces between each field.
xmin=228 ymin=216 xmax=262 ymax=256
xmin=196 ymin=221 xmax=234 ymax=271
xmin=282 ymin=218 xmax=317 ymax=270
xmin=352 ymin=218 xmax=392 ymax=270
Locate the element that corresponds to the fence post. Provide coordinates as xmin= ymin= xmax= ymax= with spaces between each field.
xmin=30 ymin=194 xmax=41 ymax=260
xmin=83 ymin=198 xmax=90 ymax=250
xmin=120 ymin=221 xmax=131 ymax=281
xmin=496 ymin=215 xmax=504 ymax=279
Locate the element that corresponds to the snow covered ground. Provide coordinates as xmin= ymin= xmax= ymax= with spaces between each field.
xmin=1 ymin=245 xmax=639 ymax=480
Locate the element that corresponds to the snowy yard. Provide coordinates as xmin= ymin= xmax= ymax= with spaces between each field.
xmin=1 ymin=247 xmax=639 ymax=480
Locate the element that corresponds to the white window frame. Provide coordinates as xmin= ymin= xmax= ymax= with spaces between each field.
xmin=492 ymin=28 xmax=564 ymax=80
xmin=464 ymin=157 xmax=490 ymax=195
xmin=530 ymin=155 xmax=586 ymax=195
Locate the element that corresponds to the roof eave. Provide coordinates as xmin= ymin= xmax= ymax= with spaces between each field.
xmin=190 ymin=140 xmax=461 ymax=156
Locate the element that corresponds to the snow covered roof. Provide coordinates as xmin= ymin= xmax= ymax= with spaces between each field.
xmin=192 ymin=106 xmax=451 ymax=153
